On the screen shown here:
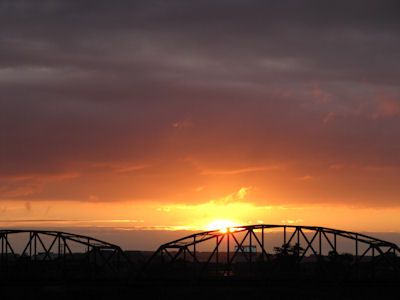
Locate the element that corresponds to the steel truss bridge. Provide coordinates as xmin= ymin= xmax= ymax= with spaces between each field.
xmin=0 ymin=226 xmax=399 ymax=280
xmin=0 ymin=230 xmax=130 ymax=279
xmin=144 ymin=225 xmax=400 ymax=278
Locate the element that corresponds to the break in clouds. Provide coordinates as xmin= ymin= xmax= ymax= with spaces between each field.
xmin=1 ymin=0 xmax=400 ymax=206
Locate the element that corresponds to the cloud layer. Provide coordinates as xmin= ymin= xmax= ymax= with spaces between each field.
xmin=1 ymin=1 xmax=400 ymax=207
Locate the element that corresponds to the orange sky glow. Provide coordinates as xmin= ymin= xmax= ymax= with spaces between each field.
xmin=1 ymin=2 xmax=400 ymax=250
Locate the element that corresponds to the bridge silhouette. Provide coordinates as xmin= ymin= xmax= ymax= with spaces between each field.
xmin=0 ymin=225 xmax=399 ymax=281
xmin=0 ymin=229 xmax=130 ymax=280
xmin=144 ymin=225 xmax=400 ymax=279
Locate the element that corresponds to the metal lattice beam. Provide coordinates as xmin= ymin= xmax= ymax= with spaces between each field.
xmin=0 ymin=229 xmax=131 ymax=278
xmin=144 ymin=224 xmax=400 ymax=278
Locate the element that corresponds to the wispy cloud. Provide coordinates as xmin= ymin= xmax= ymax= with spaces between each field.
xmin=0 ymin=219 xmax=145 ymax=226
xmin=87 ymin=162 xmax=150 ymax=174
xmin=211 ymin=187 xmax=251 ymax=204
xmin=114 ymin=164 xmax=150 ymax=173
xmin=298 ymin=175 xmax=314 ymax=181
xmin=0 ymin=172 xmax=80 ymax=199
xmin=200 ymin=165 xmax=285 ymax=176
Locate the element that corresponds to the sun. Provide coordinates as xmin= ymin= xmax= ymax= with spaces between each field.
xmin=206 ymin=219 xmax=240 ymax=233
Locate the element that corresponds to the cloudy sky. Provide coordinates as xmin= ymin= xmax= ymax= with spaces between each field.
xmin=1 ymin=1 xmax=400 ymax=245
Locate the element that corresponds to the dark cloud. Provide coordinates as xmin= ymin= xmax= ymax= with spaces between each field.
xmin=1 ymin=0 xmax=400 ymax=206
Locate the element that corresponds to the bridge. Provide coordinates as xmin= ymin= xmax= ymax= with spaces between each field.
xmin=0 ymin=229 xmax=130 ymax=280
xmin=144 ymin=225 xmax=400 ymax=279
xmin=0 ymin=226 xmax=399 ymax=280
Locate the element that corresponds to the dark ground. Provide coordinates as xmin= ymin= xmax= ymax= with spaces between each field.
xmin=1 ymin=279 xmax=399 ymax=300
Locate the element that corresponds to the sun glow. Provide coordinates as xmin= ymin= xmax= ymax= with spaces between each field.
xmin=206 ymin=219 xmax=240 ymax=233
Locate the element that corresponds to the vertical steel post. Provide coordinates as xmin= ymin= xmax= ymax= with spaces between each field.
xmin=29 ymin=232 xmax=32 ymax=258
xmin=5 ymin=234 xmax=7 ymax=262
xmin=226 ymin=229 xmax=231 ymax=276
xmin=334 ymin=233 xmax=337 ymax=253
xmin=1 ymin=235 xmax=3 ymax=263
xmin=227 ymin=233 xmax=230 ymax=271
xmin=58 ymin=235 xmax=61 ymax=258
xmin=319 ymin=228 xmax=322 ymax=257
xmin=249 ymin=230 xmax=252 ymax=263
xmin=284 ymin=226 xmax=287 ymax=246
xmin=216 ymin=236 xmax=219 ymax=265
xmin=297 ymin=228 xmax=300 ymax=247
xmin=34 ymin=233 xmax=37 ymax=261
xmin=193 ymin=236 xmax=196 ymax=262
xmin=261 ymin=227 xmax=265 ymax=261
xmin=355 ymin=234 xmax=359 ymax=261
xmin=296 ymin=228 xmax=300 ymax=263
xmin=63 ymin=238 xmax=66 ymax=262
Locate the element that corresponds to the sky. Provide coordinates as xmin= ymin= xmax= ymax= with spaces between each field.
xmin=1 ymin=1 xmax=400 ymax=249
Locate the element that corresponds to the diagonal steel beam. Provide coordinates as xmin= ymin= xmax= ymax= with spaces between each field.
xmin=251 ymin=230 xmax=271 ymax=262
xmin=299 ymin=229 xmax=319 ymax=261
xmin=228 ymin=231 xmax=251 ymax=264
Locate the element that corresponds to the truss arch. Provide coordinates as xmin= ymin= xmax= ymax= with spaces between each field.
xmin=0 ymin=229 xmax=131 ymax=278
xmin=145 ymin=225 xmax=400 ymax=278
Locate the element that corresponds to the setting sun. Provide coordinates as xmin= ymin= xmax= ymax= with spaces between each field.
xmin=206 ymin=219 xmax=240 ymax=233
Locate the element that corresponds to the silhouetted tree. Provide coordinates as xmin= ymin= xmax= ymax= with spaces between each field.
xmin=274 ymin=243 xmax=304 ymax=257
xmin=273 ymin=243 xmax=304 ymax=269
xmin=274 ymin=243 xmax=290 ymax=257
